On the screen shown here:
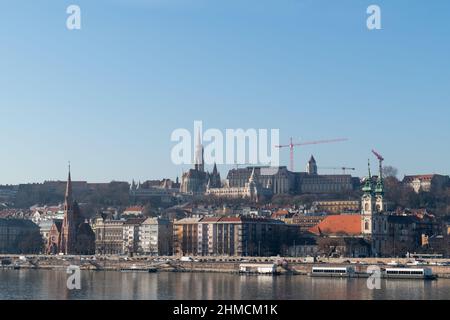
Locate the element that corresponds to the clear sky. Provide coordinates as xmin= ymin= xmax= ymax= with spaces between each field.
xmin=0 ymin=0 xmax=449 ymax=184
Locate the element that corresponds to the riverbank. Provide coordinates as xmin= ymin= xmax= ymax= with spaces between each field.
xmin=2 ymin=255 xmax=450 ymax=278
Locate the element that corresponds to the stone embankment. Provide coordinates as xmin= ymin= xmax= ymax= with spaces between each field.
xmin=2 ymin=255 xmax=450 ymax=278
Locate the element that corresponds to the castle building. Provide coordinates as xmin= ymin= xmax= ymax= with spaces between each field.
xmin=206 ymin=167 xmax=265 ymax=202
xmin=298 ymin=156 xmax=354 ymax=194
xmin=46 ymin=167 xmax=95 ymax=255
xmin=227 ymin=166 xmax=294 ymax=195
xmin=225 ymin=156 xmax=354 ymax=196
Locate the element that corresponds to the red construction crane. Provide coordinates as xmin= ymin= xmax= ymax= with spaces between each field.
xmin=275 ymin=137 xmax=348 ymax=171
xmin=372 ymin=149 xmax=384 ymax=177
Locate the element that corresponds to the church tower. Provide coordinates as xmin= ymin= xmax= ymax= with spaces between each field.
xmin=194 ymin=132 xmax=204 ymax=172
xmin=307 ymin=155 xmax=318 ymax=175
xmin=374 ymin=157 xmax=386 ymax=213
xmin=209 ymin=162 xmax=221 ymax=188
xmin=361 ymin=160 xmax=375 ymax=236
xmin=59 ymin=164 xmax=78 ymax=254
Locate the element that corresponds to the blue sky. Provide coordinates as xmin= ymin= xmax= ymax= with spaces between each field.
xmin=0 ymin=0 xmax=449 ymax=184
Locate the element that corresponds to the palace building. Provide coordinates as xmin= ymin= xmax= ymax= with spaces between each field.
xmin=226 ymin=156 xmax=354 ymax=196
xmin=206 ymin=167 xmax=266 ymax=202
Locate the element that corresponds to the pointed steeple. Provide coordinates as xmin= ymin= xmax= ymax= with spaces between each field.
xmin=362 ymin=159 xmax=373 ymax=193
xmin=65 ymin=162 xmax=73 ymax=208
xmin=375 ymin=159 xmax=384 ymax=194
xmin=212 ymin=162 xmax=218 ymax=175
xmin=194 ymin=131 xmax=204 ymax=172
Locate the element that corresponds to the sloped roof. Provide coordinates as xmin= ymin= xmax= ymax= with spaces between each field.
xmin=54 ymin=220 xmax=63 ymax=232
xmin=309 ymin=215 xmax=362 ymax=236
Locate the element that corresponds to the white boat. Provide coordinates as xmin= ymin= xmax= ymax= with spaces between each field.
xmin=239 ymin=263 xmax=278 ymax=275
xmin=120 ymin=264 xmax=157 ymax=273
xmin=310 ymin=266 xmax=355 ymax=277
xmin=383 ymin=268 xmax=437 ymax=280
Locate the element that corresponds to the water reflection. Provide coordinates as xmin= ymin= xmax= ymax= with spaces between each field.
xmin=1 ymin=270 xmax=449 ymax=300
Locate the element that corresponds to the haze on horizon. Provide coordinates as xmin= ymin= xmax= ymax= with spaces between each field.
xmin=0 ymin=0 xmax=449 ymax=185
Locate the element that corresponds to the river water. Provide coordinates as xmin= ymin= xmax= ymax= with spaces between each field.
xmin=0 ymin=269 xmax=449 ymax=300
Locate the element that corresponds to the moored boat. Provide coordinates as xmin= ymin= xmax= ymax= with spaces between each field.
xmin=310 ymin=266 xmax=355 ymax=278
xmin=120 ymin=264 xmax=157 ymax=273
xmin=382 ymin=267 xmax=437 ymax=280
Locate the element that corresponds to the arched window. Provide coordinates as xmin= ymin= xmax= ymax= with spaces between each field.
xmin=365 ymin=203 xmax=369 ymax=211
xmin=365 ymin=221 xmax=370 ymax=231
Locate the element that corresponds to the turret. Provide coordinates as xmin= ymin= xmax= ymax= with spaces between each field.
xmin=362 ymin=160 xmax=373 ymax=193
xmin=307 ymin=155 xmax=318 ymax=175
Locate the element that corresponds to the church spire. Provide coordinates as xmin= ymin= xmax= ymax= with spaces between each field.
xmin=194 ymin=131 xmax=204 ymax=172
xmin=375 ymin=158 xmax=384 ymax=195
xmin=65 ymin=162 xmax=73 ymax=207
xmin=362 ymin=159 xmax=373 ymax=193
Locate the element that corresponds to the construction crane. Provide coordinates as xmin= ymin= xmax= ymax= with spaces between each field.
xmin=318 ymin=166 xmax=356 ymax=175
xmin=275 ymin=138 xmax=348 ymax=171
xmin=372 ymin=149 xmax=384 ymax=177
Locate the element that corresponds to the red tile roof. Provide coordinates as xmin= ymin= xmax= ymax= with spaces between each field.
xmin=220 ymin=217 xmax=242 ymax=222
xmin=403 ymin=175 xmax=435 ymax=182
xmin=309 ymin=215 xmax=362 ymax=236
xmin=271 ymin=209 xmax=289 ymax=218
xmin=124 ymin=206 xmax=144 ymax=212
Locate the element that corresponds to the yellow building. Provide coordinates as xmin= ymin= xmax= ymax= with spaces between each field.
xmin=313 ymin=200 xmax=360 ymax=214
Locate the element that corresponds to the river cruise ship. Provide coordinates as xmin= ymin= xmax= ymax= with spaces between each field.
xmin=310 ymin=266 xmax=437 ymax=280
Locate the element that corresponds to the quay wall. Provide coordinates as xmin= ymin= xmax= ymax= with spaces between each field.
xmin=2 ymin=255 xmax=450 ymax=277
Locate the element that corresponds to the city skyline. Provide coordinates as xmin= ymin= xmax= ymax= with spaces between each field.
xmin=1 ymin=0 xmax=450 ymax=184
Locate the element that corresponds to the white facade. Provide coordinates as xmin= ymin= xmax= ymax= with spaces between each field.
xmin=139 ymin=217 xmax=172 ymax=255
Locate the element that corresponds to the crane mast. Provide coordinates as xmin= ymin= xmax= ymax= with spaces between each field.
xmin=275 ymin=138 xmax=348 ymax=171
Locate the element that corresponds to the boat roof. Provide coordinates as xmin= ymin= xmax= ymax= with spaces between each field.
xmin=385 ymin=268 xmax=430 ymax=271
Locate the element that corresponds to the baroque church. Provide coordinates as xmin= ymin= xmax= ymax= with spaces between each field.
xmin=46 ymin=167 xmax=95 ymax=255
xmin=179 ymin=133 xmax=221 ymax=194
xmin=361 ymin=159 xmax=387 ymax=237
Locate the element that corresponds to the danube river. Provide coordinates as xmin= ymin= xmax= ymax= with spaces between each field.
xmin=1 ymin=269 xmax=449 ymax=300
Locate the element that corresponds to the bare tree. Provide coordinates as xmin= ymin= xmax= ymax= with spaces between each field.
xmin=383 ymin=165 xmax=398 ymax=178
